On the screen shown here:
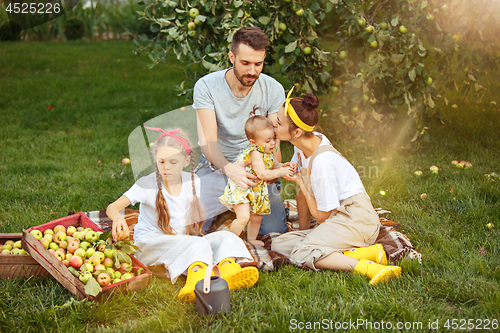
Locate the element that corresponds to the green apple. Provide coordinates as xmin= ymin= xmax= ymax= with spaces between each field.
xmin=302 ymin=46 xmax=312 ymax=55
xmin=486 ymin=223 xmax=494 ymax=229
xmin=88 ymin=255 xmax=101 ymax=266
xmin=49 ymin=242 xmax=59 ymax=251
xmin=278 ymin=23 xmax=287 ymax=31
xmin=104 ymin=248 xmax=115 ymax=258
xmin=399 ymin=25 xmax=408 ymax=34
xmin=44 ymin=229 xmax=54 ymax=236
xmin=86 ymin=248 xmax=96 ymax=259
xmin=30 ymin=230 xmax=43 ymax=240
xmin=2 ymin=244 xmax=12 ymax=251
xmin=370 ymin=98 xmax=377 ymax=104
xmin=114 ymin=271 xmax=122 ymax=279
xmin=426 ymin=77 xmax=433 ymax=85
xmin=465 ymin=162 xmax=472 ymax=168
xmin=362 ymin=94 xmax=369 ymax=101
xmin=358 ymin=18 xmax=366 ymax=26
xmin=380 ymin=22 xmax=388 ymax=30
xmin=79 ymin=272 xmax=92 ymax=283
xmin=39 ymin=238 xmax=50 ymax=249
xmin=188 ymin=30 xmax=196 ymax=37
xmin=94 ymin=251 xmax=105 ymax=263
xmin=85 ymin=231 xmax=98 ymax=243
xmin=414 ymin=170 xmax=423 ymax=176
xmin=244 ymin=11 xmax=251 ymax=18
xmin=112 ymin=278 xmax=122 ymax=284
xmin=296 ymin=8 xmax=304 ymax=16
xmin=370 ymin=40 xmax=378 ymax=48
xmin=339 ymin=51 xmax=347 ymax=59
xmin=189 ymin=7 xmax=199 ymax=18
xmin=106 ymin=267 xmax=115 ymax=279
xmin=121 ymin=272 xmax=134 ymax=281
xmin=54 ymin=231 xmax=67 ymax=244
xmin=351 ymin=106 xmax=359 ymax=113
xmin=187 ymin=21 xmax=196 ymax=30
xmin=451 ymin=160 xmax=459 ymax=166
xmin=66 ymin=226 xmax=76 ymax=236
xmin=428 ymin=14 xmax=434 ymax=20
xmin=1 ymin=249 xmax=11 ymax=255
xmin=80 ymin=241 xmax=90 ymax=250
xmin=53 ymin=225 xmax=66 ymax=234
xmin=365 ymin=25 xmax=374 ymax=33
xmin=11 ymin=248 xmax=21 ymax=255
xmin=5 ymin=240 xmax=14 ymax=247
xmin=74 ymin=248 xmax=86 ymax=259
xmin=102 ymin=257 xmax=114 ymax=269
xmin=430 ymin=165 xmax=439 ymax=174
xmin=43 ymin=233 xmax=53 ymax=243
xmin=331 ymin=86 xmax=339 ymax=94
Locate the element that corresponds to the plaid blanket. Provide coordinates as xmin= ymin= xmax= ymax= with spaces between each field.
xmin=83 ymin=201 xmax=421 ymax=273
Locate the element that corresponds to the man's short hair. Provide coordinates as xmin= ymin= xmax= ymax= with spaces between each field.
xmin=231 ymin=27 xmax=270 ymax=54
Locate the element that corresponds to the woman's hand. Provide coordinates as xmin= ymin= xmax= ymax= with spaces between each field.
xmin=283 ymin=169 xmax=303 ymax=184
xmin=282 ymin=162 xmax=298 ymax=174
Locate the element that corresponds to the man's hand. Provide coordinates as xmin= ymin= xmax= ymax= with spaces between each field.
xmin=224 ymin=160 xmax=259 ymax=189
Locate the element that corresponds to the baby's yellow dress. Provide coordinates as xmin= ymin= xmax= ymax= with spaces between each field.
xmin=219 ymin=145 xmax=276 ymax=215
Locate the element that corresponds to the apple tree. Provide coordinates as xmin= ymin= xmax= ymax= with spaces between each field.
xmin=135 ymin=0 xmax=500 ymax=144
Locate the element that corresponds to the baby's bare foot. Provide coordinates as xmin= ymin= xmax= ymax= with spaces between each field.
xmin=248 ymin=239 xmax=265 ymax=247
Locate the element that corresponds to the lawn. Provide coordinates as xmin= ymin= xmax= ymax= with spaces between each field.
xmin=1 ymin=40 xmax=499 ymax=332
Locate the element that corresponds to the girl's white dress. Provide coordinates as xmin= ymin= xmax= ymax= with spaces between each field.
xmin=124 ymin=171 xmax=253 ymax=283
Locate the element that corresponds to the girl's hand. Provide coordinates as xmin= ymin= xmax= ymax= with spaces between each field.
xmin=112 ymin=218 xmax=130 ymax=241
xmin=224 ymin=161 xmax=258 ymax=189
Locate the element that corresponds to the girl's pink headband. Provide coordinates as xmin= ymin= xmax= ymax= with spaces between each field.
xmin=143 ymin=126 xmax=192 ymax=156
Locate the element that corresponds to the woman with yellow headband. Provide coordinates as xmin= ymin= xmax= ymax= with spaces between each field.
xmin=271 ymin=88 xmax=402 ymax=285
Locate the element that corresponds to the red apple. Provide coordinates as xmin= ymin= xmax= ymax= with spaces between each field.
xmin=102 ymin=257 xmax=114 ymax=268
xmin=67 ymin=241 xmax=80 ymax=254
xmin=97 ymin=273 xmax=111 ymax=287
xmin=69 ymin=255 xmax=83 ymax=268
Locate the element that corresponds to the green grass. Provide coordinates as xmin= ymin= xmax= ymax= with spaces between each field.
xmin=1 ymin=40 xmax=500 ymax=332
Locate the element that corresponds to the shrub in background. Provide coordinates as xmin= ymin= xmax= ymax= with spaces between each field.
xmin=64 ymin=17 xmax=85 ymax=40
xmin=0 ymin=21 xmax=22 ymax=41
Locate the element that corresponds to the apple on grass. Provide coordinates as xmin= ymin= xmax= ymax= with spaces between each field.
xmin=414 ymin=170 xmax=423 ymax=176
xmin=430 ymin=165 xmax=439 ymax=174
xmin=486 ymin=223 xmax=494 ymax=229
xmin=30 ymin=230 xmax=43 ymax=240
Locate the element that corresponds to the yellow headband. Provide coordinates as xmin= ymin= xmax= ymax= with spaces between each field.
xmin=284 ymin=86 xmax=315 ymax=132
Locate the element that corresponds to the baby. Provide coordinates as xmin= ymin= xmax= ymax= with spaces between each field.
xmin=219 ymin=114 xmax=294 ymax=246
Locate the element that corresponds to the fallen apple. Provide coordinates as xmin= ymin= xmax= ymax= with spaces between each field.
xmin=414 ymin=170 xmax=423 ymax=176
xmin=430 ymin=165 xmax=439 ymax=174
xmin=486 ymin=223 xmax=494 ymax=229
xmin=421 ymin=193 xmax=427 ymax=200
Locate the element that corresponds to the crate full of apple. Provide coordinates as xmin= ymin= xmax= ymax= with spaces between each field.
xmin=23 ymin=212 xmax=151 ymax=301
xmin=1 ymin=233 xmax=51 ymax=279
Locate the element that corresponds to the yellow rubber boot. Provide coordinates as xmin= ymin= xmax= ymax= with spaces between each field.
xmin=217 ymin=258 xmax=259 ymax=290
xmin=178 ymin=262 xmax=208 ymax=302
xmin=343 ymin=244 xmax=388 ymax=265
xmin=354 ymin=259 xmax=402 ymax=285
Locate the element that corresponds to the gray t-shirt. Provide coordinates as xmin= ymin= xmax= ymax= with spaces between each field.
xmin=192 ymin=69 xmax=285 ymax=163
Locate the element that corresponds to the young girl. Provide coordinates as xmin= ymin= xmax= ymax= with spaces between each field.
xmin=271 ymin=87 xmax=402 ymax=285
xmin=107 ymin=127 xmax=259 ymax=302
xmin=219 ymin=114 xmax=294 ymax=246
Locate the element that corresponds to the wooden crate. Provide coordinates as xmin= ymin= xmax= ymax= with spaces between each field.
xmin=0 ymin=233 xmax=51 ymax=279
xmin=22 ymin=212 xmax=151 ymax=301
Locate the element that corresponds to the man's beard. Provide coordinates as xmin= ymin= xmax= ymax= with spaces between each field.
xmin=233 ymin=65 xmax=259 ymax=87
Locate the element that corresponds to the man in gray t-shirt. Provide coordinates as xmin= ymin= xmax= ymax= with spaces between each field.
xmin=193 ymin=27 xmax=287 ymax=235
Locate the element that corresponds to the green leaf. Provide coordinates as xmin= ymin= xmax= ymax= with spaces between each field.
xmin=391 ymin=17 xmax=399 ymax=27
xmin=420 ymin=1 xmax=428 ymax=10
xmin=119 ymin=244 xmax=137 ymax=255
xmin=84 ymin=277 xmax=102 ymax=297
xmin=99 ymin=231 xmax=112 ymax=241
xmin=233 ymin=0 xmax=243 ymax=8
xmin=408 ymin=68 xmax=416 ymax=82
xmin=285 ymin=40 xmax=297 ymax=53
xmin=258 ymin=16 xmax=271 ymax=25
xmin=116 ymin=250 xmax=132 ymax=265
